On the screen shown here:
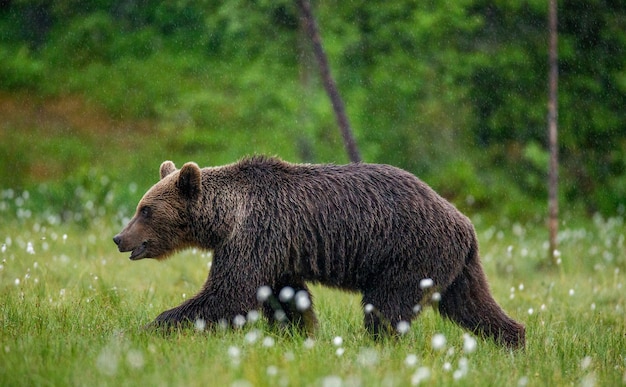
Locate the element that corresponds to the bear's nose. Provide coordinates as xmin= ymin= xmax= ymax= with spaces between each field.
xmin=113 ymin=235 xmax=122 ymax=246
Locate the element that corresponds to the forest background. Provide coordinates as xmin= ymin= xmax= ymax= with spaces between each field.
xmin=0 ymin=0 xmax=625 ymax=221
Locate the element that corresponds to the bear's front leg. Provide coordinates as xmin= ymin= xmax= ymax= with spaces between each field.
xmin=149 ymin=296 xmax=225 ymax=329
xmin=146 ymin=243 xmax=276 ymax=332
xmin=144 ymin=299 xmax=202 ymax=330
xmin=152 ymin=305 xmax=190 ymax=327
xmin=149 ymin=274 xmax=262 ymax=330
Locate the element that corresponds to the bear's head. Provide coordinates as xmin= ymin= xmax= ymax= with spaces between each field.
xmin=113 ymin=161 xmax=202 ymax=260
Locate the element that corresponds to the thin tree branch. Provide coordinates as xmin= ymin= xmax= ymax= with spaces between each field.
xmin=296 ymin=0 xmax=362 ymax=163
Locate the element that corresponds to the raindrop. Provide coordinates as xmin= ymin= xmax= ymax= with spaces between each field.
xmin=431 ymin=292 xmax=441 ymax=302
xmin=335 ymin=347 xmax=345 ymax=357
xmin=332 ymin=336 xmax=343 ymax=346
xmin=364 ymin=304 xmax=375 ymax=313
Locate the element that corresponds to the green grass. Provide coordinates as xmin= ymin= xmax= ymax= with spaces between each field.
xmin=1 ymin=193 xmax=625 ymax=386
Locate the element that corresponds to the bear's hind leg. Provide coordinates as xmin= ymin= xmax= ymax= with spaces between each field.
xmin=362 ymin=287 xmax=421 ymax=339
xmin=438 ymin=259 xmax=525 ymax=349
xmin=261 ymin=282 xmax=318 ymax=336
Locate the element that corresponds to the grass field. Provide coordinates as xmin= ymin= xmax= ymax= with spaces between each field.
xmin=1 ymin=189 xmax=625 ymax=386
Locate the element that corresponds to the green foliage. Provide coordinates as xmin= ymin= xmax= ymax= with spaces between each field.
xmin=466 ymin=0 xmax=626 ymax=214
xmin=0 ymin=0 xmax=625 ymax=217
xmin=0 ymin=46 xmax=43 ymax=89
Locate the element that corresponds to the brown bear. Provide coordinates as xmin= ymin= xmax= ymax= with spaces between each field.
xmin=113 ymin=156 xmax=525 ymax=349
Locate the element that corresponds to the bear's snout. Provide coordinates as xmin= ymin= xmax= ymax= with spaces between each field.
xmin=113 ymin=235 xmax=122 ymax=246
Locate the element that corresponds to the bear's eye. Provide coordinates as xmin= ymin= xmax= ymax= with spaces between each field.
xmin=140 ymin=206 xmax=152 ymax=218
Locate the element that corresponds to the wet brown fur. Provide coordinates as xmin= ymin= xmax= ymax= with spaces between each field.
xmin=114 ymin=156 xmax=525 ymax=349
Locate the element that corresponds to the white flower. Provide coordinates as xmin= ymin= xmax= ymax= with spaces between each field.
xmin=396 ymin=321 xmax=411 ymax=334
xmin=26 ymin=242 xmax=35 ymax=255
xmin=194 ymin=318 xmax=206 ymax=332
xmin=278 ymin=287 xmax=294 ymax=302
xmin=256 ymin=286 xmax=272 ymax=302
xmin=431 ymin=334 xmax=446 ymax=351
xmin=462 ymin=334 xmax=477 ymax=354
xmin=405 ymin=354 xmax=418 ymax=367
xmin=332 ymin=336 xmax=343 ymax=346
xmin=419 ymin=278 xmax=434 ymax=289
xmin=295 ymin=290 xmax=311 ymax=311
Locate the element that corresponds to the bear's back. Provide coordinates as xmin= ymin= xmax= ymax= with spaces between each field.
xmin=219 ymin=157 xmax=474 ymax=288
xmin=232 ymin=156 xmax=448 ymax=213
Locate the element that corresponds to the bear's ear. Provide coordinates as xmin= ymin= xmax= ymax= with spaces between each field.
xmin=160 ymin=161 xmax=176 ymax=180
xmin=177 ymin=162 xmax=202 ymax=200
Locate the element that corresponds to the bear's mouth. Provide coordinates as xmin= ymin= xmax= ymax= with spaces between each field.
xmin=129 ymin=242 xmax=148 ymax=260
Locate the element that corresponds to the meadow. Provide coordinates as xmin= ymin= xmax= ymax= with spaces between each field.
xmin=0 ymin=186 xmax=624 ymax=387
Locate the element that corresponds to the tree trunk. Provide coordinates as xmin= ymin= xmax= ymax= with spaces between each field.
xmin=296 ymin=0 xmax=362 ymax=163
xmin=548 ymin=0 xmax=559 ymax=265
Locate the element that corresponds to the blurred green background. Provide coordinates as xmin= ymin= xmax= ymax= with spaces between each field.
xmin=1 ymin=0 xmax=624 ymax=220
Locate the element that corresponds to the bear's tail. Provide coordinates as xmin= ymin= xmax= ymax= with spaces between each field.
xmin=438 ymin=245 xmax=525 ymax=349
